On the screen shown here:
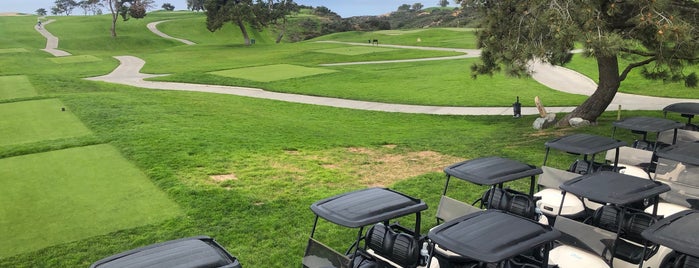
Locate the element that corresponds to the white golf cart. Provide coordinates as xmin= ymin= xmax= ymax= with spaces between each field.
xmin=303 ymin=187 xmax=429 ymax=268
xmin=642 ymin=209 xmax=699 ymax=268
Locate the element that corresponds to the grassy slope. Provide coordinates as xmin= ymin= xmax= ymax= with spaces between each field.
xmin=0 ymin=11 xmax=694 ymax=267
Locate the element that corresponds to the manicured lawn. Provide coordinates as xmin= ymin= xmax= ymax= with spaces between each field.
xmin=0 ymin=11 xmax=693 ymax=267
xmin=0 ymin=75 xmax=37 ymax=100
xmin=0 ymin=99 xmax=93 ymax=146
xmin=315 ymin=46 xmax=397 ymax=55
xmin=49 ymin=55 xmax=102 ymax=64
xmin=0 ymin=144 xmax=182 ymax=257
xmin=0 ymin=48 xmax=28 ymax=53
xmin=209 ymin=64 xmax=338 ymax=82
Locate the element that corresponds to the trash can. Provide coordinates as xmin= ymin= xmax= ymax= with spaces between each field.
xmin=513 ymin=96 xmax=522 ymax=118
xmin=250 ymin=39 xmax=255 ymax=45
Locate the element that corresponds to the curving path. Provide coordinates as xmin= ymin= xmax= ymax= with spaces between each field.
xmin=71 ymin=21 xmax=695 ymax=115
xmin=146 ymin=21 xmax=196 ymax=45
xmin=35 ymin=19 xmax=71 ymax=57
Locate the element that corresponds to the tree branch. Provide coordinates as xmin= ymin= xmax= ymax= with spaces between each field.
xmin=619 ymin=47 xmax=656 ymax=57
xmin=619 ymin=57 xmax=655 ymax=82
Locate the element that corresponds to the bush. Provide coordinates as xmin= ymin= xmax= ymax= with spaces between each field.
xmin=686 ymin=72 xmax=698 ymax=88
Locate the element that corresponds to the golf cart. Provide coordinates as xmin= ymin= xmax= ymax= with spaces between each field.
xmin=89 ymin=236 xmax=242 ymax=268
xmin=431 ymin=156 xmax=550 ymax=268
xmin=428 ymin=210 xmax=561 ymax=268
xmin=642 ymin=209 xmax=699 ymax=268
xmin=663 ymin=102 xmax=699 ymax=131
xmin=643 ymin=141 xmax=699 ymax=218
xmin=607 ymin=116 xmax=684 ymax=178
xmin=535 ymin=133 xmax=626 ymax=220
xmin=304 ymin=187 xmax=429 ymax=268
xmin=437 ymin=156 xmax=544 ymax=224
xmin=549 ymin=171 xmax=671 ymax=268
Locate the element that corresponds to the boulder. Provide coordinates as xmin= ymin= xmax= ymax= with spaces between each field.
xmin=569 ymin=117 xmax=591 ymax=128
xmin=533 ymin=113 xmax=557 ymax=129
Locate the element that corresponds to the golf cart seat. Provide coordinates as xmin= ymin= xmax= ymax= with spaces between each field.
xmin=481 ymin=187 xmax=539 ymax=221
xmin=359 ymin=223 xmax=422 ymax=268
xmin=675 ymin=255 xmax=699 ymax=268
xmin=589 ymin=206 xmax=660 ymax=264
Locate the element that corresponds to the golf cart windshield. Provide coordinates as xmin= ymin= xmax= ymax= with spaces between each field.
xmin=653 ymin=142 xmax=699 ymax=208
xmin=303 ymin=238 xmax=350 ymax=268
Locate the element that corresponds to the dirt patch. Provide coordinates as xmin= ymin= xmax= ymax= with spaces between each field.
xmin=0 ymin=12 xmax=27 ymax=16
xmin=208 ymin=146 xmax=464 ymax=188
xmin=210 ymin=173 xmax=238 ymax=182
xmin=345 ymin=149 xmax=463 ymax=187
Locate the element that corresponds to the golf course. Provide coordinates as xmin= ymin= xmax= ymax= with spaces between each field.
xmin=0 ymin=10 xmax=697 ymax=267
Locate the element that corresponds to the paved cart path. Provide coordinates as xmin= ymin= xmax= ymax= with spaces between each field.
xmin=35 ymin=19 xmax=71 ymax=57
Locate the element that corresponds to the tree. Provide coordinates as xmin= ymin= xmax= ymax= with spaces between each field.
xmin=411 ymin=2 xmax=424 ymax=11
xmin=397 ymin=4 xmax=411 ymax=12
xmin=78 ymin=0 xmax=103 ymax=15
xmin=464 ymin=0 xmax=699 ymax=127
xmin=36 ymin=8 xmax=48 ymax=16
xmin=103 ymin=0 xmax=148 ymax=37
xmin=205 ymin=0 xmax=292 ymax=46
xmin=438 ymin=0 xmax=449 ymax=7
xmin=162 ymin=3 xmax=175 ymax=11
xmin=187 ymin=0 xmax=206 ymax=11
xmin=53 ymin=0 xmax=78 ymax=15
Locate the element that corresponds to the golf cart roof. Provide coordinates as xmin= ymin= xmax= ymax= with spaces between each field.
xmin=642 ymin=209 xmax=699 ymax=257
xmin=613 ymin=116 xmax=684 ymax=133
xmin=655 ymin=141 xmax=699 ymax=165
xmin=443 ymin=156 xmax=542 ymax=185
xmin=310 ymin=187 xmax=427 ymax=228
xmin=545 ymin=133 xmax=626 ymax=155
xmin=664 ymin=102 xmax=699 ymax=117
xmin=89 ymin=236 xmax=241 ymax=268
xmin=428 ymin=210 xmax=560 ymax=263
xmin=560 ymin=171 xmax=670 ymax=205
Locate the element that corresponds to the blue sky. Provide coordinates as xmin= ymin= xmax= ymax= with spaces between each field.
xmin=0 ymin=0 xmax=458 ymax=18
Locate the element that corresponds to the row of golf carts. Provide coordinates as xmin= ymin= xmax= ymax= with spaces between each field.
xmin=89 ymin=103 xmax=699 ymax=268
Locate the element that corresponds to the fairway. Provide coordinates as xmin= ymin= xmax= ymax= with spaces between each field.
xmin=0 ymin=75 xmax=37 ymax=100
xmin=0 ymin=48 xmax=28 ymax=54
xmin=0 ymin=99 xmax=93 ymax=146
xmin=315 ymin=46 xmax=396 ymax=55
xmin=0 ymin=144 xmax=182 ymax=257
xmin=209 ymin=64 xmax=337 ymax=82
xmin=49 ymin=55 xmax=102 ymax=64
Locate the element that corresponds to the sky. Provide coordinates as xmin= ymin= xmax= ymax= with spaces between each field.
xmin=0 ymin=0 xmax=458 ymax=18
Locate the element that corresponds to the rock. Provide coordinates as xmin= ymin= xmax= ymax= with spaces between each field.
xmin=569 ymin=117 xmax=590 ymax=128
xmin=534 ymin=96 xmax=547 ymax=117
xmin=533 ymin=113 xmax=557 ymax=129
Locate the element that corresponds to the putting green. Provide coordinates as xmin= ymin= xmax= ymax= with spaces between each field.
xmin=209 ymin=64 xmax=337 ymax=82
xmin=0 ymin=48 xmax=28 ymax=54
xmin=0 ymin=75 xmax=38 ymax=100
xmin=315 ymin=46 xmax=396 ymax=55
xmin=49 ymin=55 xmax=101 ymax=64
xmin=0 ymin=144 xmax=183 ymax=257
xmin=0 ymin=99 xmax=93 ymax=146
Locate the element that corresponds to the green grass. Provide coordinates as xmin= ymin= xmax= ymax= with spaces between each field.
xmin=0 ymin=75 xmax=38 ymax=100
xmin=0 ymin=144 xmax=182 ymax=257
xmin=48 ymin=55 xmax=102 ymax=64
xmin=0 ymin=48 xmax=28 ymax=53
xmin=0 ymin=99 xmax=93 ymax=146
xmin=209 ymin=64 xmax=338 ymax=82
xmin=0 ymin=11 xmax=696 ymax=267
xmin=315 ymin=46 xmax=397 ymax=55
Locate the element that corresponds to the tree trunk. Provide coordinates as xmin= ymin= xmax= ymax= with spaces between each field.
xmin=108 ymin=0 xmax=117 ymax=37
xmin=237 ymin=19 xmax=250 ymax=46
xmin=557 ymin=55 xmax=621 ymax=127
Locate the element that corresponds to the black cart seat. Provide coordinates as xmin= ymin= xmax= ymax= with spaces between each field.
xmin=89 ymin=236 xmax=241 ymax=268
xmin=560 ymin=171 xmax=670 ymax=206
xmin=642 ymin=209 xmax=699 ymax=258
xmin=429 ymin=210 xmax=560 ymax=264
xmin=444 ymin=156 xmax=542 ymax=186
xmin=310 ymin=187 xmax=427 ymax=228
